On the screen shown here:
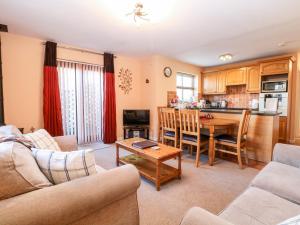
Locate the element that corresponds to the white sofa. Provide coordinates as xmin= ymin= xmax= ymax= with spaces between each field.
xmin=0 ymin=135 xmax=141 ymax=225
xmin=180 ymin=143 xmax=300 ymax=225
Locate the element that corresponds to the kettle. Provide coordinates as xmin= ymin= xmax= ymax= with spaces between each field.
xmin=220 ymin=100 xmax=227 ymax=108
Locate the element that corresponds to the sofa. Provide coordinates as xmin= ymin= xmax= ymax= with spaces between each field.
xmin=180 ymin=143 xmax=300 ymax=225
xmin=0 ymin=135 xmax=141 ymax=225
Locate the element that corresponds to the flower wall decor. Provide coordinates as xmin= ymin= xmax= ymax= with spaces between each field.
xmin=118 ymin=68 xmax=133 ymax=94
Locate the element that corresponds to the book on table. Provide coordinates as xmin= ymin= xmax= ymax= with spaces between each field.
xmin=132 ymin=140 xmax=158 ymax=149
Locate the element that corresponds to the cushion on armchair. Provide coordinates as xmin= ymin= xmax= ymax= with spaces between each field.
xmin=0 ymin=142 xmax=52 ymax=200
xmin=0 ymin=125 xmax=22 ymax=137
xmin=24 ymin=129 xmax=61 ymax=151
xmin=32 ymin=148 xmax=97 ymax=184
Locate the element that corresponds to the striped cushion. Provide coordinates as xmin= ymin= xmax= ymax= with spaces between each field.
xmin=31 ymin=148 xmax=97 ymax=184
xmin=24 ymin=129 xmax=61 ymax=151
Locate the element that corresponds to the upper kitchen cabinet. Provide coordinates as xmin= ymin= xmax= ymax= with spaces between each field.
xmin=217 ymin=71 xmax=226 ymax=94
xmin=260 ymin=59 xmax=289 ymax=76
xmin=202 ymin=71 xmax=226 ymax=95
xmin=226 ymin=68 xmax=247 ymax=86
xmin=246 ymin=66 xmax=260 ymax=93
xmin=202 ymin=72 xmax=217 ymax=94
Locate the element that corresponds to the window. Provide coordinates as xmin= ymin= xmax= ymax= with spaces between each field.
xmin=176 ymin=72 xmax=198 ymax=102
xmin=57 ymin=60 xmax=103 ymax=144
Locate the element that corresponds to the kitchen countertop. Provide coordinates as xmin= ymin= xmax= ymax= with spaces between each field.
xmin=199 ymin=108 xmax=281 ymax=116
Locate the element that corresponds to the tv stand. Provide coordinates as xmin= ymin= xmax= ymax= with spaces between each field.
xmin=123 ymin=125 xmax=149 ymax=139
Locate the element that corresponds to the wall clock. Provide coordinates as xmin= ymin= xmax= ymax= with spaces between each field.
xmin=163 ymin=67 xmax=172 ymax=78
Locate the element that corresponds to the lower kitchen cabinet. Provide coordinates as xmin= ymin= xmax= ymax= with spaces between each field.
xmin=199 ymin=111 xmax=279 ymax=163
xmin=279 ymin=116 xmax=287 ymax=143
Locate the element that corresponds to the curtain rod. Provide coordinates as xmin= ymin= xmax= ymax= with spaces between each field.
xmin=57 ymin=58 xmax=103 ymax=67
xmin=42 ymin=42 xmax=117 ymax=58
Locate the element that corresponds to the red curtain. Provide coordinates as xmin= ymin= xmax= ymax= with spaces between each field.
xmin=43 ymin=41 xmax=63 ymax=136
xmin=103 ymin=53 xmax=116 ymax=143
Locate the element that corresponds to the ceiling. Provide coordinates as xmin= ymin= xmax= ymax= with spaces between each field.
xmin=1 ymin=0 xmax=300 ymax=66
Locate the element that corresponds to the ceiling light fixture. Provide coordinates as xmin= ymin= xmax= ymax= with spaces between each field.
xmin=126 ymin=2 xmax=150 ymax=26
xmin=219 ymin=54 xmax=233 ymax=61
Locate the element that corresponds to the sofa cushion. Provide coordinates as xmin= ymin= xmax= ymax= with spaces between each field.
xmin=0 ymin=125 xmax=22 ymax=137
xmin=273 ymin=143 xmax=300 ymax=168
xmin=32 ymin=148 xmax=97 ymax=184
xmin=95 ymin=165 xmax=106 ymax=173
xmin=219 ymin=187 xmax=300 ymax=225
xmin=277 ymin=214 xmax=300 ymax=225
xmin=251 ymin=161 xmax=300 ymax=204
xmin=24 ymin=129 xmax=61 ymax=151
xmin=0 ymin=142 xmax=52 ymax=200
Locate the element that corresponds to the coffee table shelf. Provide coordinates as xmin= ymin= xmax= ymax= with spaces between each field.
xmin=116 ymin=137 xmax=182 ymax=191
xmin=119 ymin=154 xmax=179 ymax=185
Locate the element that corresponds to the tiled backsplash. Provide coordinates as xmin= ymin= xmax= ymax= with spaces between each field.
xmin=203 ymin=85 xmax=259 ymax=108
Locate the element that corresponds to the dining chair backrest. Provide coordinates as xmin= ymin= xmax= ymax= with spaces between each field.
xmin=161 ymin=108 xmax=177 ymax=132
xmin=178 ymin=109 xmax=200 ymax=136
xmin=158 ymin=106 xmax=168 ymax=126
xmin=237 ymin=109 xmax=251 ymax=142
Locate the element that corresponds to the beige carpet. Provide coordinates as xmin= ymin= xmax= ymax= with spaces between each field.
xmin=92 ymin=144 xmax=259 ymax=225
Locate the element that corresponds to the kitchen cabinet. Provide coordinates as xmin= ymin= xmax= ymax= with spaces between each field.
xmin=202 ymin=72 xmax=217 ymax=94
xmin=202 ymin=71 xmax=226 ymax=95
xmin=260 ymin=59 xmax=289 ymax=76
xmin=246 ymin=66 xmax=260 ymax=93
xmin=217 ymin=71 xmax=226 ymax=94
xmin=226 ymin=68 xmax=247 ymax=86
xmin=200 ymin=111 xmax=279 ymax=163
xmin=279 ymin=116 xmax=287 ymax=143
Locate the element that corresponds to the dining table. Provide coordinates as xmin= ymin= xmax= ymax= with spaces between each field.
xmin=199 ymin=118 xmax=240 ymax=166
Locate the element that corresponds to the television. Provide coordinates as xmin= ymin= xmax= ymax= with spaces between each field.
xmin=123 ymin=110 xmax=150 ymax=126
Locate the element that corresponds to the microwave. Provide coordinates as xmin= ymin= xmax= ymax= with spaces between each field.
xmin=261 ymin=80 xmax=288 ymax=93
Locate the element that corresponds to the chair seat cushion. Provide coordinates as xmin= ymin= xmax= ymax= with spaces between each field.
xmin=200 ymin=128 xmax=226 ymax=138
xmin=215 ymin=134 xmax=237 ymax=144
xmin=220 ymin=187 xmax=300 ymax=225
xmin=183 ymin=134 xmax=208 ymax=142
xmin=164 ymin=131 xmax=175 ymax=137
xmin=251 ymin=161 xmax=300 ymax=205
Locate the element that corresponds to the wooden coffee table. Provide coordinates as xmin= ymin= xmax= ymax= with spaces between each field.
xmin=116 ymin=138 xmax=182 ymax=191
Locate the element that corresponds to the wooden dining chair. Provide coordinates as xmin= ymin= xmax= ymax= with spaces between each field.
xmin=157 ymin=106 xmax=167 ymax=143
xmin=214 ymin=110 xmax=251 ymax=169
xmin=161 ymin=107 xmax=178 ymax=147
xmin=179 ymin=109 xmax=209 ymax=167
